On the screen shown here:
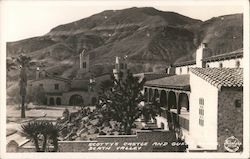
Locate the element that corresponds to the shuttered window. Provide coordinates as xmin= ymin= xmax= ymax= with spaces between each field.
xmin=199 ymin=98 xmax=204 ymax=126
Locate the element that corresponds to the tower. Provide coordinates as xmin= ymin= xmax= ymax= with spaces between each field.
xmin=113 ymin=56 xmax=128 ymax=80
xmin=77 ymin=48 xmax=90 ymax=79
xmin=79 ymin=48 xmax=90 ymax=72
xmin=196 ymin=43 xmax=212 ymax=68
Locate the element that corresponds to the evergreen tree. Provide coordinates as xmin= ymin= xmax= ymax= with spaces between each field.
xmin=98 ymin=71 xmax=146 ymax=134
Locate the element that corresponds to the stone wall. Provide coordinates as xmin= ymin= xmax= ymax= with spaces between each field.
xmin=217 ymin=87 xmax=243 ymax=152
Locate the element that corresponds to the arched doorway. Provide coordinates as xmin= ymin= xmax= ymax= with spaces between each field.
xmin=49 ymin=97 xmax=55 ymax=105
xmin=91 ymin=97 xmax=97 ymax=105
xmin=168 ymin=91 xmax=177 ymax=110
xmin=178 ymin=93 xmax=189 ymax=111
xmin=160 ymin=90 xmax=167 ymax=108
xmin=69 ymin=94 xmax=84 ymax=106
xmin=56 ymin=97 xmax=61 ymax=105
xmin=148 ymin=88 xmax=153 ymax=102
xmin=153 ymin=89 xmax=159 ymax=102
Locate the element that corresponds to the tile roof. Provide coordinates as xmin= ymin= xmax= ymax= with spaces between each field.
xmin=202 ymin=48 xmax=243 ymax=62
xmin=30 ymin=70 xmax=71 ymax=83
xmin=145 ymin=74 xmax=190 ymax=90
xmin=190 ymin=68 xmax=243 ymax=89
xmin=134 ymin=72 xmax=170 ymax=81
xmin=173 ymin=60 xmax=196 ymax=67
xmin=70 ymin=79 xmax=89 ymax=91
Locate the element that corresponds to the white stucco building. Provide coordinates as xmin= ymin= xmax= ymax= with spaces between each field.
xmin=144 ymin=43 xmax=243 ymax=152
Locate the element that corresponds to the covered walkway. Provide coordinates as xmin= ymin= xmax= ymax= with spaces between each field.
xmin=144 ymin=75 xmax=190 ymax=132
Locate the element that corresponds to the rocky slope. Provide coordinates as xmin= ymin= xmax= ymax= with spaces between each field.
xmin=6 ymin=7 xmax=243 ymax=80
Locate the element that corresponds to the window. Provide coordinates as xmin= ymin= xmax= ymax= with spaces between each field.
xmin=236 ymin=60 xmax=240 ymax=68
xmin=206 ymin=64 xmax=210 ymax=68
xmin=199 ymin=98 xmax=204 ymax=126
xmin=235 ymin=99 xmax=241 ymax=108
xmin=39 ymin=84 xmax=43 ymax=87
xmin=187 ymin=67 xmax=189 ymax=73
xmin=82 ymin=62 xmax=87 ymax=68
xmin=161 ymin=123 xmax=165 ymax=129
xmin=219 ymin=63 xmax=223 ymax=68
xmin=180 ymin=67 xmax=182 ymax=74
xmin=55 ymin=84 xmax=59 ymax=90
xmin=120 ymin=63 xmax=124 ymax=69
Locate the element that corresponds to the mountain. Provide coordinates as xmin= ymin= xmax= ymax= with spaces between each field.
xmin=6 ymin=7 xmax=243 ymax=80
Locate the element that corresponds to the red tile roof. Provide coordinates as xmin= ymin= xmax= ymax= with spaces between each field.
xmin=145 ymin=74 xmax=190 ymax=90
xmin=190 ymin=68 xmax=243 ymax=89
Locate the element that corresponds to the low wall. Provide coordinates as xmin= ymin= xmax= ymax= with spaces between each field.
xmin=58 ymin=130 xmax=181 ymax=152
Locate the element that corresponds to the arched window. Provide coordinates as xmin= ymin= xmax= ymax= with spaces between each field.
xmin=219 ymin=63 xmax=223 ymax=68
xmin=49 ymin=97 xmax=55 ymax=105
xmin=206 ymin=64 xmax=210 ymax=68
xmin=235 ymin=60 xmax=240 ymax=68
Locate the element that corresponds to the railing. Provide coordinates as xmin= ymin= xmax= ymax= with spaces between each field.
xmin=179 ymin=116 xmax=189 ymax=131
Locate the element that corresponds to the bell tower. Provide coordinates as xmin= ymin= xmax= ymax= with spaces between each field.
xmin=79 ymin=48 xmax=90 ymax=73
xmin=77 ymin=48 xmax=90 ymax=79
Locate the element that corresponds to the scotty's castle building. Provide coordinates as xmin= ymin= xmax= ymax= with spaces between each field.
xmin=28 ymin=41 xmax=243 ymax=152
xmin=28 ymin=48 xmax=112 ymax=106
xmin=143 ymin=43 xmax=243 ymax=152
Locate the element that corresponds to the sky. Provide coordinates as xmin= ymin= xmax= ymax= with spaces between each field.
xmin=0 ymin=0 xmax=244 ymax=42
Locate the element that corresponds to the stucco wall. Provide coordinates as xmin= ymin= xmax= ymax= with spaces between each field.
xmin=31 ymin=78 xmax=70 ymax=93
xmin=189 ymin=72 xmax=218 ymax=150
xmin=175 ymin=65 xmax=196 ymax=75
xmin=206 ymin=58 xmax=242 ymax=68
xmin=217 ymin=88 xmax=243 ymax=152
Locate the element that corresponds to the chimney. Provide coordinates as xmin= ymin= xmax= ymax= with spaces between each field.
xmin=196 ymin=43 xmax=207 ymax=68
xmin=36 ymin=67 xmax=40 ymax=80
xmin=166 ymin=65 xmax=175 ymax=75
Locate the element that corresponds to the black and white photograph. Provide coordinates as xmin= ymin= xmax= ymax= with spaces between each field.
xmin=0 ymin=0 xmax=249 ymax=158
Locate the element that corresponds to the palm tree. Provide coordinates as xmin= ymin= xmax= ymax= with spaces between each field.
xmin=21 ymin=120 xmax=59 ymax=152
xmin=21 ymin=121 xmax=41 ymax=151
xmin=17 ymin=54 xmax=31 ymax=118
